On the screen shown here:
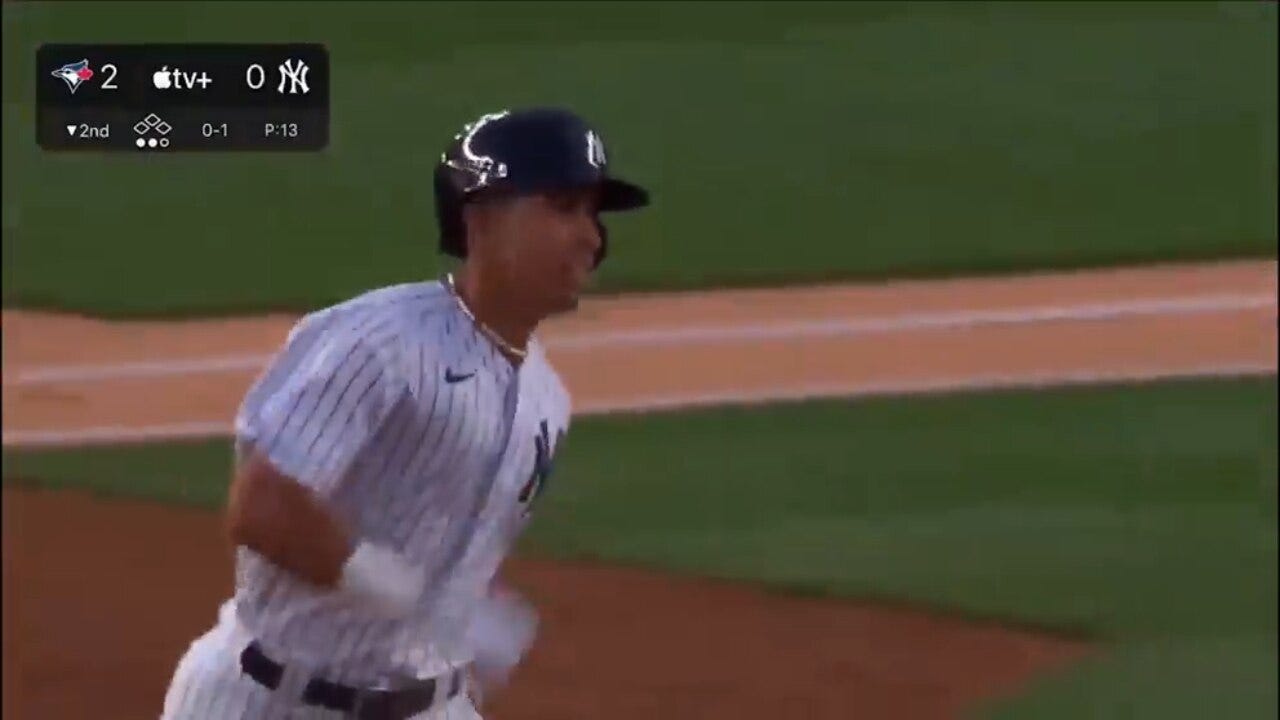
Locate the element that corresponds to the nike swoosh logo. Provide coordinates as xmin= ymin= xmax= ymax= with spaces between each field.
xmin=444 ymin=368 xmax=476 ymax=384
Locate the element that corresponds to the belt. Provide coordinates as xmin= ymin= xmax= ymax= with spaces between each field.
xmin=239 ymin=641 xmax=465 ymax=720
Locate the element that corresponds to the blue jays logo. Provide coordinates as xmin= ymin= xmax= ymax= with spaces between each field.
xmin=518 ymin=420 xmax=561 ymax=510
xmin=51 ymin=59 xmax=94 ymax=94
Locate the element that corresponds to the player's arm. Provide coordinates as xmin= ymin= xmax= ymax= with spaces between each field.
xmin=226 ymin=452 xmax=352 ymax=588
xmin=225 ymin=325 xmax=423 ymax=615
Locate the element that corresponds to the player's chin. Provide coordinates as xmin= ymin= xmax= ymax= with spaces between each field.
xmin=552 ymin=267 xmax=590 ymax=311
xmin=548 ymin=285 xmax=582 ymax=315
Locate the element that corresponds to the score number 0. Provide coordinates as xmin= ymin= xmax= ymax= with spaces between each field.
xmin=246 ymin=63 xmax=267 ymax=90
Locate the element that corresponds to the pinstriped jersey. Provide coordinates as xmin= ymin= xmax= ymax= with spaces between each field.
xmin=230 ymin=280 xmax=570 ymax=686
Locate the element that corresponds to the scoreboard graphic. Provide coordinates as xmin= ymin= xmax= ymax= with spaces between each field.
xmin=37 ymin=44 xmax=329 ymax=152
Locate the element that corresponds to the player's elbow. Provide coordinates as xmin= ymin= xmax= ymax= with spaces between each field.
xmin=225 ymin=454 xmax=290 ymax=551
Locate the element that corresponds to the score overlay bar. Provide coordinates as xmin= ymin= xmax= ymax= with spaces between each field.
xmin=36 ymin=43 xmax=329 ymax=152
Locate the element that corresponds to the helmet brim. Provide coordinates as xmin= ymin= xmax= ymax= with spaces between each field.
xmin=598 ymin=177 xmax=650 ymax=213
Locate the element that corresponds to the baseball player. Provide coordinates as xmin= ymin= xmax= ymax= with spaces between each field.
xmin=160 ymin=107 xmax=650 ymax=719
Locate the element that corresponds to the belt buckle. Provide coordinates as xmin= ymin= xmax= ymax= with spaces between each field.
xmin=350 ymin=685 xmax=394 ymax=720
xmin=349 ymin=670 xmax=460 ymax=720
xmin=351 ymin=681 xmax=436 ymax=720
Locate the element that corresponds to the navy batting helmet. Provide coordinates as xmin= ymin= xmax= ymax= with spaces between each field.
xmin=433 ymin=107 xmax=650 ymax=267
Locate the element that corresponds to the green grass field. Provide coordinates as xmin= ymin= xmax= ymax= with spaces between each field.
xmin=5 ymin=377 xmax=1276 ymax=718
xmin=4 ymin=1 xmax=1276 ymax=714
xmin=3 ymin=1 xmax=1276 ymax=316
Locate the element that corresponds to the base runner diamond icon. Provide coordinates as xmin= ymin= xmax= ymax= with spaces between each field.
xmin=134 ymin=113 xmax=169 ymax=137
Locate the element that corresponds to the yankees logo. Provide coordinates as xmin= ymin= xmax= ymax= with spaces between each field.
xmin=519 ymin=419 xmax=561 ymax=508
xmin=585 ymin=130 xmax=607 ymax=169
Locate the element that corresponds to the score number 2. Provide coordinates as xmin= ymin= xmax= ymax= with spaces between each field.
xmin=101 ymin=63 xmax=119 ymax=90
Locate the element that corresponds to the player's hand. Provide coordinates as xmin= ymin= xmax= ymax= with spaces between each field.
xmin=339 ymin=542 xmax=427 ymax=618
xmin=465 ymin=586 xmax=539 ymax=690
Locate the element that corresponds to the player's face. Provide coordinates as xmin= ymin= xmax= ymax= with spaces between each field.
xmin=495 ymin=186 xmax=604 ymax=314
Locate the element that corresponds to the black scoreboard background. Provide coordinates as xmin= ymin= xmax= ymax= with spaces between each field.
xmin=37 ymin=44 xmax=329 ymax=152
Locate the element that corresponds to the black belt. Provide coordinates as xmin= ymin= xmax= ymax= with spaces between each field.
xmin=239 ymin=641 xmax=465 ymax=720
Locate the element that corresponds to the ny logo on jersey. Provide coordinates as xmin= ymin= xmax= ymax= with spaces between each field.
xmin=518 ymin=420 xmax=561 ymax=509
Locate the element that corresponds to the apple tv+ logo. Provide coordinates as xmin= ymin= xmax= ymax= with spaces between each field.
xmin=153 ymin=66 xmax=212 ymax=90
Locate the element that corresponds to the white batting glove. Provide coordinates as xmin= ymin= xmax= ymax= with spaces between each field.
xmin=465 ymin=586 xmax=539 ymax=688
xmin=339 ymin=541 xmax=426 ymax=618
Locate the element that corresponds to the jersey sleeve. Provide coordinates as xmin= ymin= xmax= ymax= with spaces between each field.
xmin=235 ymin=320 xmax=406 ymax=494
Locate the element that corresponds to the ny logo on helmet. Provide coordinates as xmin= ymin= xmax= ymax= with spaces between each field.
xmin=586 ymin=130 xmax=607 ymax=169
xmin=443 ymin=110 xmax=511 ymax=192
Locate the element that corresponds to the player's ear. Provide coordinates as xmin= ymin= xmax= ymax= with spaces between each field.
xmin=463 ymin=192 xmax=519 ymax=254
xmin=460 ymin=200 xmax=497 ymax=259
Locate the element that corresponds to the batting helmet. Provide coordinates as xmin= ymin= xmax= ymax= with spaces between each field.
xmin=433 ymin=107 xmax=650 ymax=267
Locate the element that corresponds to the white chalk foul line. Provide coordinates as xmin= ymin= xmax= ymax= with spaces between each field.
xmin=3 ymin=361 xmax=1274 ymax=448
xmin=8 ymin=354 xmax=273 ymax=385
xmin=3 ymin=421 xmax=235 ymax=448
xmin=4 ymin=293 xmax=1275 ymax=387
xmin=547 ymin=293 xmax=1276 ymax=351
xmin=572 ymin=362 xmax=1278 ymax=415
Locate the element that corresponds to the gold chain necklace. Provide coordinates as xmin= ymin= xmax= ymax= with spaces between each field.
xmin=443 ymin=273 xmax=529 ymax=361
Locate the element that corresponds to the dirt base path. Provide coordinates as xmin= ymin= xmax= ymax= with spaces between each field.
xmin=3 ymin=259 xmax=1275 ymax=445
xmin=2 ymin=259 xmax=1275 ymax=719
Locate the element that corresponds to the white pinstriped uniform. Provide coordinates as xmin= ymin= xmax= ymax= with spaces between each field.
xmin=161 ymin=280 xmax=571 ymax=719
